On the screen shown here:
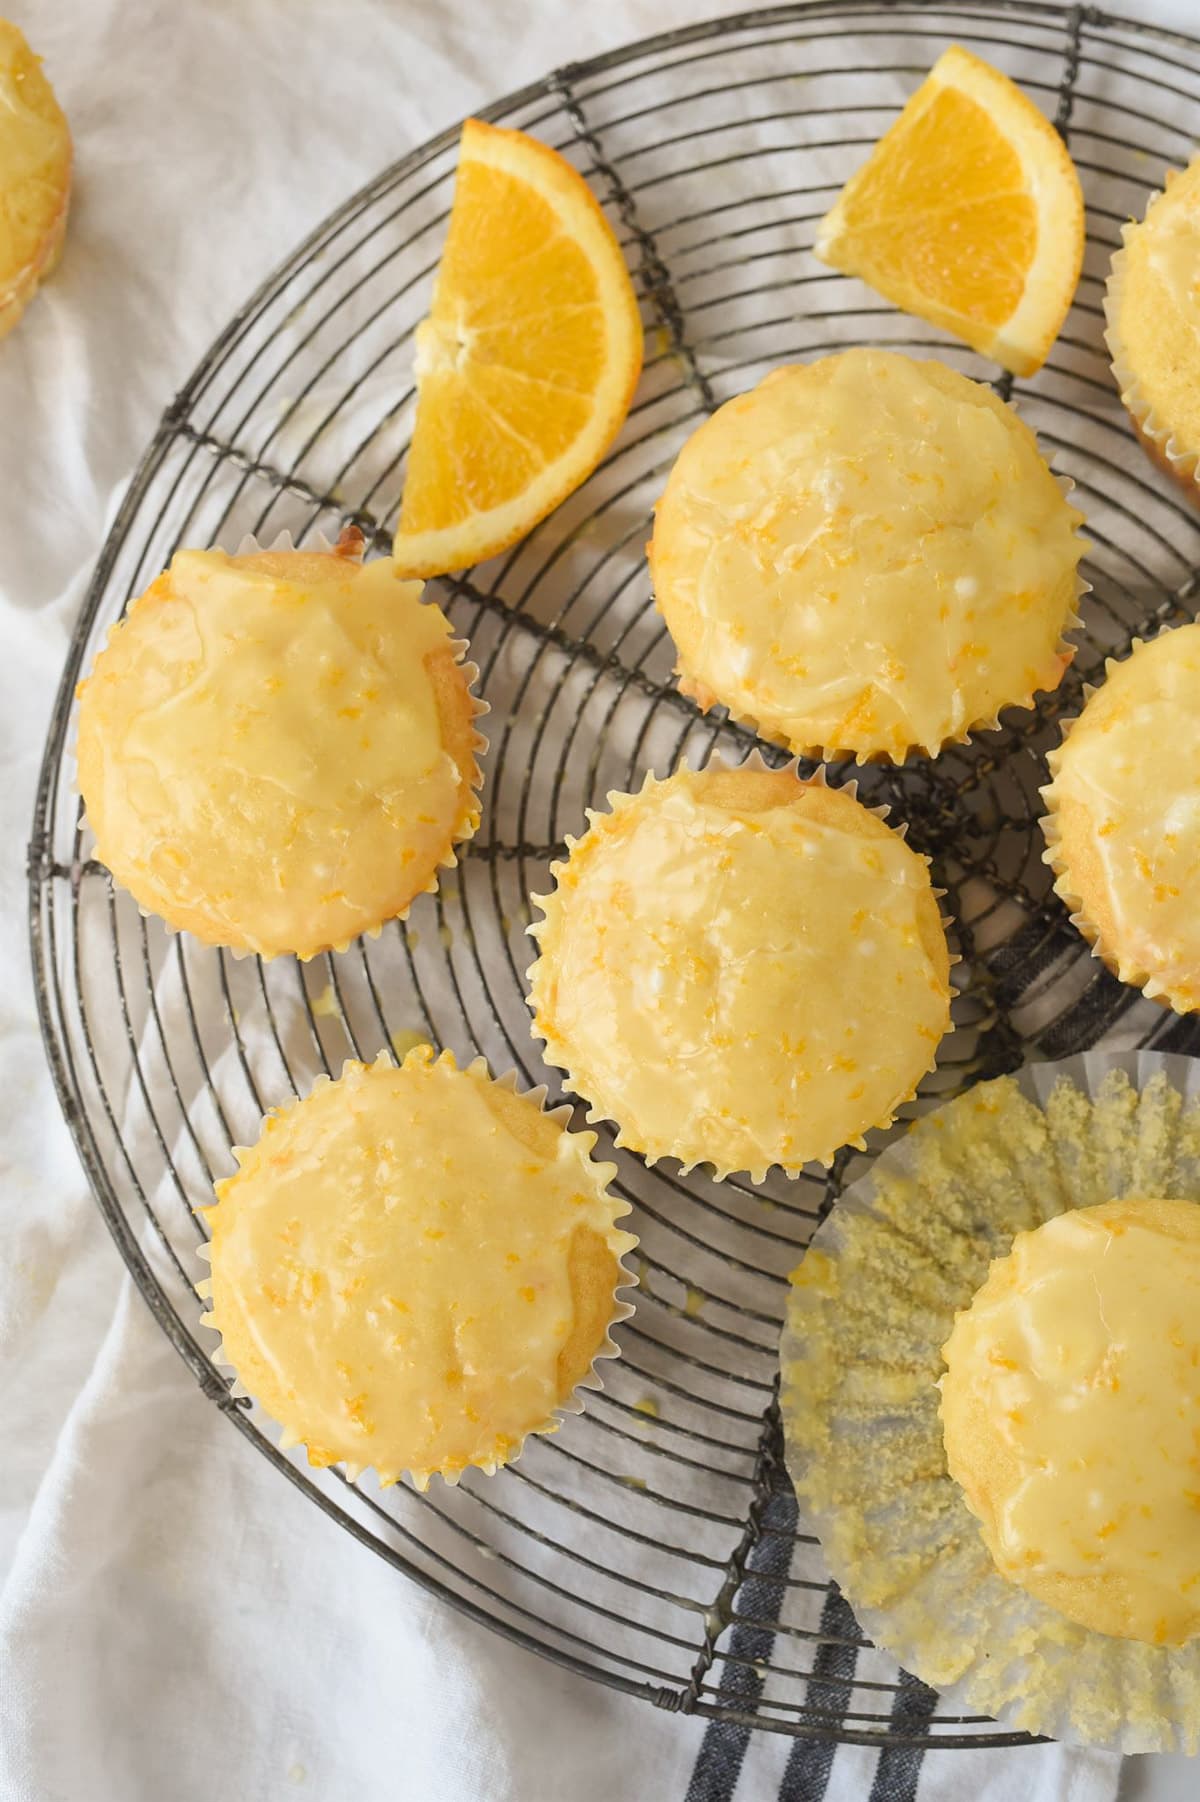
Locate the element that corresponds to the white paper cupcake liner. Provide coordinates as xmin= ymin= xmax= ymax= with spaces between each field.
xmin=780 ymin=1049 xmax=1200 ymax=1753
xmin=527 ymin=749 xmax=957 ymax=1181
xmin=197 ymin=1045 xmax=638 ymax=1492
xmin=74 ymin=527 xmax=489 ymax=962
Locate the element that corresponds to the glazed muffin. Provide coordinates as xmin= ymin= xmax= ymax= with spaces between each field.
xmin=1042 ymin=623 xmax=1200 ymax=1012
xmin=649 ymin=350 xmax=1085 ymax=761
xmin=1105 ymin=157 xmax=1200 ymax=497
xmin=76 ymin=529 xmax=485 ymax=960
xmin=942 ymin=1196 xmax=1200 ymax=1646
xmin=781 ymin=1057 xmax=1200 ymax=1751
xmin=527 ymin=761 xmax=952 ymax=1179
xmin=0 ymin=20 xmax=71 ymax=339
xmin=200 ymin=1047 xmax=637 ymax=1489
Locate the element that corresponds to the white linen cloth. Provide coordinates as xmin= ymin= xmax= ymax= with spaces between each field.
xmin=0 ymin=2 xmax=1190 ymax=1797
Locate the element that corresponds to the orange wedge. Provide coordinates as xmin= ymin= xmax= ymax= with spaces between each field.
xmin=393 ymin=119 xmax=644 ymax=577
xmin=815 ymin=46 xmax=1084 ymax=377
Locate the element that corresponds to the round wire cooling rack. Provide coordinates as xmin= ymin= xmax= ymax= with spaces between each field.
xmin=28 ymin=0 xmax=1200 ymax=1752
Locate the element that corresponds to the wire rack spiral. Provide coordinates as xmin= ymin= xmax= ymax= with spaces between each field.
xmin=28 ymin=0 xmax=1200 ymax=1752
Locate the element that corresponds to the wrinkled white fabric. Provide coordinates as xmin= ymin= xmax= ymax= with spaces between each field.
xmin=0 ymin=1 xmax=1188 ymax=1797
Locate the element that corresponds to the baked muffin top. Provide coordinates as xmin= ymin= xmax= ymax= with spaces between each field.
xmin=650 ymin=350 xmax=1083 ymax=760
xmin=528 ymin=764 xmax=952 ymax=1177
xmin=202 ymin=1049 xmax=635 ymax=1489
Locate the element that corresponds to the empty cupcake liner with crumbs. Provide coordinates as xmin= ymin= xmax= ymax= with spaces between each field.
xmin=780 ymin=1049 xmax=1200 ymax=1754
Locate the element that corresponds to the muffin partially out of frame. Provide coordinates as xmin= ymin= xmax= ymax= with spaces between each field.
xmin=1105 ymin=156 xmax=1200 ymax=500
xmin=0 ymin=20 xmax=72 ymax=339
xmin=200 ymin=1048 xmax=637 ymax=1491
xmin=1042 ymin=622 xmax=1200 ymax=1013
xmin=76 ymin=529 xmax=485 ymax=960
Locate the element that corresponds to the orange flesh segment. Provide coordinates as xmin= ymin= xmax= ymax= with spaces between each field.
xmin=841 ymin=89 xmax=1036 ymax=328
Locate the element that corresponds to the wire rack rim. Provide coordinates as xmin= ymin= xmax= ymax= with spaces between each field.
xmin=29 ymin=0 xmax=1200 ymax=1756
